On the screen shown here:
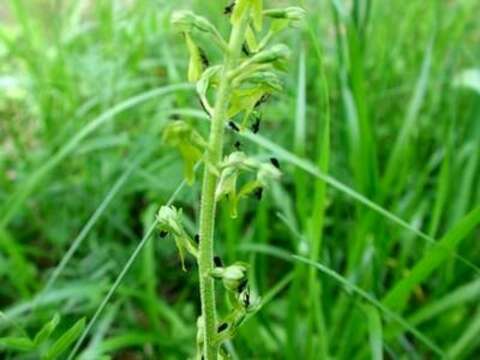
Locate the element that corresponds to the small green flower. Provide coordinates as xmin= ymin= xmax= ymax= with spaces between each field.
xmin=211 ymin=262 xmax=248 ymax=293
xmin=156 ymin=206 xmax=198 ymax=271
xmin=162 ymin=121 xmax=207 ymax=185
xmin=215 ymin=152 xmax=282 ymax=218
xmin=171 ymin=10 xmax=228 ymax=53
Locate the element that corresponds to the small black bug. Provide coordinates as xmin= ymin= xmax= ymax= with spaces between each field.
xmin=224 ymin=2 xmax=235 ymax=15
xmin=238 ymin=278 xmax=248 ymax=293
xmin=243 ymin=291 xmax=250 ymax=308
xmin=168 ymin=113 xmax=180 ymax=121
xmin=255 ymin=94 xmax=270 ymax=108
xmin=228 ymin=121 xmax=240 ymax=132
xmin=217 ymin=322 xmax=228 ymax=333
xmin=199 ymin=48 xmax=209 ymax=68
xmin=194 ymin=234 xmax=200 ymax=244
xmin=270 ymin=157 xmax=280 ymax=169
xmin=234 ymin=140 xmax=242 ymax=150
xmin=213 ymin=256 xmax=224 ymax=268
xmin=251 ymin=115 xmax=261 ymax=134
xmin=242 ymin=42 xmax=251 ymax=56
xmin=159 ymin=230 xmax=168 ymax=238
xmin=254 ymin=187 xmax=263 ymax=200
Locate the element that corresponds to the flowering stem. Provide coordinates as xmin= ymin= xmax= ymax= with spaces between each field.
xmin=197 ymin=8 xmax=251 ymax=360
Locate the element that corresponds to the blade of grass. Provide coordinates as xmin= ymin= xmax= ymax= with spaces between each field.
xmin=382 ymin=206 xmax=480 ymax=312
xmin=365 ymin=305 xmax=383 ymax=360
xmin=0 ymin=83 xmax=192 ymax=229
xmin=239 ymin=243 xmax=444 ymax=357
xmin=66 ymin=164 xmax=195 ymax=360
xmin=286 ymin=46 xmax=307 ymax=360
xmin=241 ymin=131 xmax=480 ymax=277
xmin=382 ymin=39 xmax=434 ymax=195
xmin=447 ymin=305 xmax=480 ymax=358
xmin=183 ymin=107 xmax=480 ymax=277
xmin=408 ymin=279 xmax=480 ymax=326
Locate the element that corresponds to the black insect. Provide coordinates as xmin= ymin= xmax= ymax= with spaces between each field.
xmin=243 ymin=291 xmax=250 ymax=308
xmin=270 ymin=157 xmax=280 ymax=169
xmin=194 ymin=234 xmax=200 ymax=244
xmin=238 ymin=278 xmax=248 ymax=293
xmin=234 ymin=140 xmax=242 ymax=150
xmin=254 ymin=187 xmax=263 ymax=200
xmin=242 ymin=42 xmax=251 ymax=56
xmin=228 ymin=121 xmax=240 ymax=132
xmin=251 ymin=115 xmax=261 ymax=134
xmin=159 ymin=230 xmax=168 ymax=238
xmin=199 ymin=48 xmax=209 ymax=67
xmin=224 ymin=2 xmax=235 ymax=15
xmin=217 ymin=322 xmax=228 ymax=333
xmin=255 ymin=94 xmax=270 ymax=108
xmin=168 ymin=113 xmax=180 ymax=121
xmin=213 ymin=256 xmax=224 ymax=268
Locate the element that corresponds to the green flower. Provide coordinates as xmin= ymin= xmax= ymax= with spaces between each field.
xmin=156 ymin=206 xmax=198 ymax=271
xmin=162 ymin=121 xmax=207 ymax=185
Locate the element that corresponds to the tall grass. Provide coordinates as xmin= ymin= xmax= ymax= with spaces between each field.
xmin=1 ymin=0 xmax=480 ymax=359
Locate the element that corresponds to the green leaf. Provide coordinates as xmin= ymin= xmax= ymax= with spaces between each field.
xmin=0 ymin=337 xmax=35 ymax=352
xmin=43 ymin=318 xmax=85 ymax=360
xmin=382 ymin=207 xmax=480 ymax=312
xmin=251 ymin=0 xmax=263 ymax=31
xmin=34 ymin=314 xmax=60 ymax=346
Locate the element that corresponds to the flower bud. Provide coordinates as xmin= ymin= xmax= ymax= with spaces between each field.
xmin=264 ymin=7 xmax=306 ymax=22
xmin=211 ymin=263 xmax=248 ymax=292
xmin=157 ymin=205 xmax=183 ymax=236
xmin=250 ymin=44 xmax=290 ymax=65
xmin=171 ymin=10 xmax=217 ymax=35
xmin=257 ymin=163 xmax=282 ymax=185
xmin=157 ymin=206 xmax=198 ymax=271
xmin=171 ymin=10 xmax=196 ymax=33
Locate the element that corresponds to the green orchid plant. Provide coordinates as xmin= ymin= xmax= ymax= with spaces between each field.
xmin=160 ymin=1 xmax=305 ymax=358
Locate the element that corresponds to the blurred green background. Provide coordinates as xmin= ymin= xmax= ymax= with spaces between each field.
xmin=1 ymin=0 xmax=480 ymax=359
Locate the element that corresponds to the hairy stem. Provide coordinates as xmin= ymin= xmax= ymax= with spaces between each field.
xmin=197 ymin=10 xmax=250 ymax=360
